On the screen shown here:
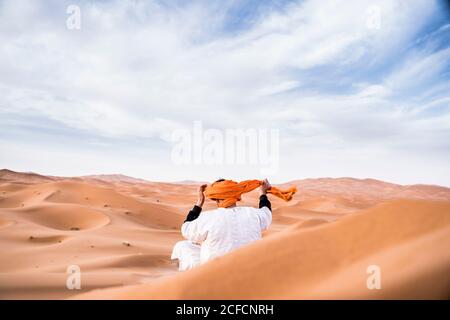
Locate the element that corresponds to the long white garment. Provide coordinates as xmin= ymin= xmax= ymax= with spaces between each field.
xmin=171 ymin=240 xmax=201 ymax=271
xmin=171 ymin=206 xmax=271 ymax=271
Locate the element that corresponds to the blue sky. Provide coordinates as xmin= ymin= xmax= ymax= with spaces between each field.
xmin=0 ymin=0 xmax=449 ymax=185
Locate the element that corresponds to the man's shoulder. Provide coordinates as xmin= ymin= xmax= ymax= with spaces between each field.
xmin=200 ymin=207 xmax=256 ymax=215
xmin=201 ymin=206 xmax=260 ymax=215
xmin=231 ymin=206 xmax=262 ymax=214
xmin=238 ymin=206 xmax=270 ymax=215
xmin=236 ymin=206 xmax=258 ymax=211
xmin=201 ymin=208 xmax=221 ymax=213
xmin=198 ymin=208 xmax=223 ymax=218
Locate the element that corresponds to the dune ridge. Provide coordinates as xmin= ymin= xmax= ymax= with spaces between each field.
xmin=0 ymin=169 xmax=449 ymax=299
xmin=73 ymin=199 xmax=450 ymax=299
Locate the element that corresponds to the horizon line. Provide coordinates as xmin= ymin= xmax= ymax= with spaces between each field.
xmin=1 ymin=168 xmax=449 ymax=189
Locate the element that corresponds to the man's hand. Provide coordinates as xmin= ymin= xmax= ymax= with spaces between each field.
xmin=196 ymin=184 xmax=207 ymax=208
xmin=259 ymin=179 xmax=271 ymax=196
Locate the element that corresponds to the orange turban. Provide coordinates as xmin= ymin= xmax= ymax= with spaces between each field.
xmin=204 ymin=179 xmax=297 ymax=208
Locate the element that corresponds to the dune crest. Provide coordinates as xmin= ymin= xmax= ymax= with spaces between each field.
xmin=74 ymin=200 xmax=450 ymax=299
xmin=19 ymin=204 xmax=110 ymax=231
xmin=0 ymin=169 xmax=449 ymax=299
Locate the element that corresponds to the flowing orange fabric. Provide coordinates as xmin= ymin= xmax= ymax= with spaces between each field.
xmin=204 ymin=179 xmax=297 ymax=208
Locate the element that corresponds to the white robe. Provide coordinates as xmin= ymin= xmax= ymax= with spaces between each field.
xmin=171 ymin=206 xmax=272 ymax=271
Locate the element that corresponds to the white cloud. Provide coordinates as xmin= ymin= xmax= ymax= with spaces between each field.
xmin=0 ymin=0 xmax=449 ymax=185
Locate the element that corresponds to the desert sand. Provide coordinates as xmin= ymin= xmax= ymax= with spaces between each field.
xmin=0 ymin=169 xmax=449 ymax=299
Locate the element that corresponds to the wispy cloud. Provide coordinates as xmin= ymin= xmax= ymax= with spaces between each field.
xmin=0 ymin=0 xmax=449 ymax=185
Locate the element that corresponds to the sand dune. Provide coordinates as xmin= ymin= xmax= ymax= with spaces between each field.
xmin=27 ymin=235 xmax=71 ymax=244
xmin=70 ymin=253 xmax=173 ymax=273
xmin=0 ymin=169 xmax=57 ymax=184
xmin=291 ymin=218 xmax=329 ymax=229
xmin=0 ymin=169 xmax=449 ymax=299
xmin=0 ymin=216 xmax=13 ymax=229
xmin=75 ymin=200 xmax=450 ymax=299
xmin=18 ymin=204 xmax=111 ymax=231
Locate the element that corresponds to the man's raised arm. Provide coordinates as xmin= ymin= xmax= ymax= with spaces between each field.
xmin=258 ymin=179 xmax=272 ymax=211
xmin=257 ymin=179 xmax=272 ymax=230
xmin=184 ymin=184 xmax=207 ymax=222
